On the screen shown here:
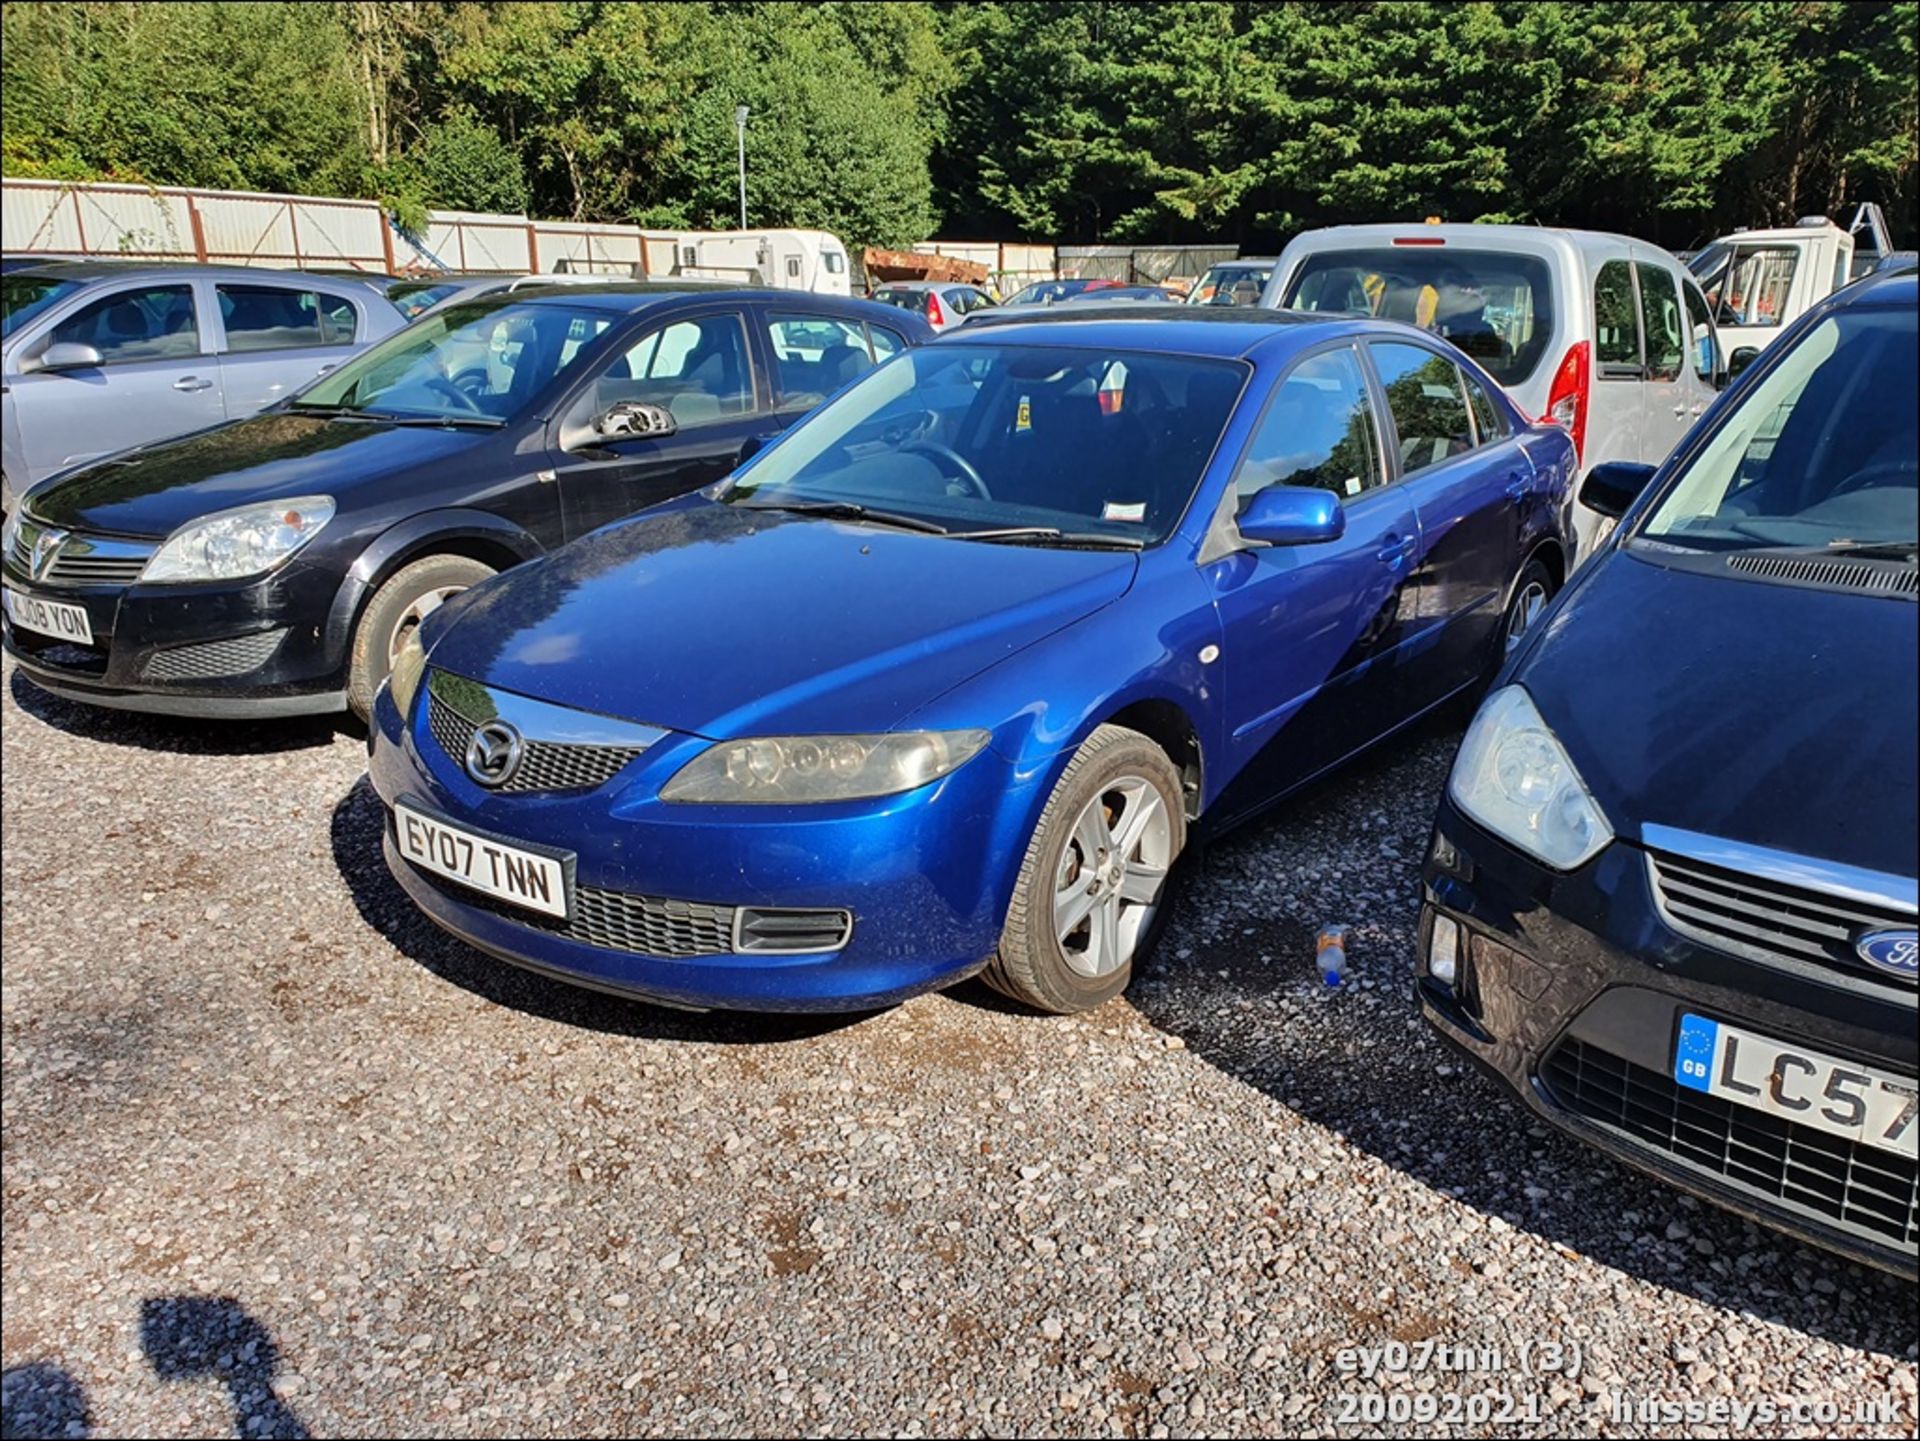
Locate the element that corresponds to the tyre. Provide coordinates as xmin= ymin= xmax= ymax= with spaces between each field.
xmin=347 ymin=553 xmax=496 ymax=721
xmin=1494 ymin=557 xmax=1555 ymax=672
xmin=982 ymin=724 xmax=1186 ymax=1014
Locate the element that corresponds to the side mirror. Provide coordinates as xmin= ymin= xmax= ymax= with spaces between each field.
xmin=1579 ymin=461 xmax=1657 ymax=519
xmin=596 ymin=400 xmax=676 ymax=440
xmin=1238 ymin=485 xmax=1346 ymax=546
xmin=35 ymin=342 xmax=105 ymax=372
xmin=1726 ymin=345 xmax=1760 ymax=381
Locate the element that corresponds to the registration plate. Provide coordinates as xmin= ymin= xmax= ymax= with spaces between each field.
xmin=394 ymin=803 xmax=569 ymax=918
xmin=3 ymin=587 xmax=93 ymax=645
xmin=1675 ymin=1013 xmax=1916 ymax=1159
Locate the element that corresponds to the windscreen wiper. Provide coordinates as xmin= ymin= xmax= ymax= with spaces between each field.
xmin=361 ymin=412 xmax=505 ymax=430
xmin=738 ymin=499 xmax=950 ymax=535
xmin=953 ymin=526 xmax=1146 ymax=551
xmin=1817 ymin=540 xmax=1919 ymax=560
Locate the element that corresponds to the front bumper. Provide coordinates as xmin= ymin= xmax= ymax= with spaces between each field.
xmin=2 ymin=558 xmax=348 ymax=716
xmin=1418 ymin=796 xmax=1917 ymax=1279
xmin=367 ymin=677 xmax=1044 ymax=1013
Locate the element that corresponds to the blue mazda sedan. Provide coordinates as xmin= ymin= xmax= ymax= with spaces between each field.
xmin=1418 ymin=269 xmax=1916 ymax=1275
xmin=367 ymin=306 xmax=1574 ymax=1013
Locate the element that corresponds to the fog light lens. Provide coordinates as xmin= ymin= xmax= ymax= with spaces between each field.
xmin=1428 ymin=913 xmax=1461 ymax=985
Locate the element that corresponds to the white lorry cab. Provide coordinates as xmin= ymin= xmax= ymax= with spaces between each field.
xmin=1687 ymin=204 xmax=1904 ymax=369
xmin=1264 ymin=222 xmax=1724 ymax=564
xmin=669 ymin=230 xmax=853 ymax=296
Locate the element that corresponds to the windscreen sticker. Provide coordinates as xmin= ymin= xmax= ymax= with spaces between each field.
xmin=1102 ymin=501 xmax=1147 ymax=523
xmin=1015 ymin=395 xmax=1032 ymax=431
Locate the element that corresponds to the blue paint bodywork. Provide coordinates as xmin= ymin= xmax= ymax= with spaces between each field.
xmin=370 ymin=311 xmax=1574 ymax=1010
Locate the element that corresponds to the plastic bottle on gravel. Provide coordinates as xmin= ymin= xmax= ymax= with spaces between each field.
xmin=1315 ymin=925 xmax=1348 ymax=988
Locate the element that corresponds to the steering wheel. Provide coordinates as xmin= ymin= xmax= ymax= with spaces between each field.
xmin=423 ymin=374 xmax=486 ymax=414
xmin=1829 ymin=457 xmax=1917 ymax=497
xmin=902 ymin=440 xmax=991 ymax=500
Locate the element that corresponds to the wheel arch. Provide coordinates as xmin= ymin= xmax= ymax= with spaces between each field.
xmin=1094 ymin=696 xmax=1205 ymax=821
xmin=323 ymin=510 xmax=543 ymax=670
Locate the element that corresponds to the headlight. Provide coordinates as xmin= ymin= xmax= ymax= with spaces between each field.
xmin=142 ymin=496 xmax=335 ymax=583
xmin=661 ymin=730 xmax=991 ymax=804
xmin=1448 ymin=685 xmax=1612 ymax=870
xmin=387 ymin=631 xmax=428 ymax=719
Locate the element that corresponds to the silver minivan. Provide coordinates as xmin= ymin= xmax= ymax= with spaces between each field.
xmin=1 ymin=262 xmax=407 ymax=511
xmin=1263 ymin=225 xmax=1723 ymax=560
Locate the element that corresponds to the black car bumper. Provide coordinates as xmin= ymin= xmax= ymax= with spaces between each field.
xmin=1418 ymin=796 xmax=1918 ymax=1279
xmin=2 ymin=559 xmax=349 ymax=717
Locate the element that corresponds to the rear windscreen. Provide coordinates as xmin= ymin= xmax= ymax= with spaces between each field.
xmin=873 ymin=289 xmax=929 ymax=312
xmin=1282 ymin=248 xmax=1556 ymax=387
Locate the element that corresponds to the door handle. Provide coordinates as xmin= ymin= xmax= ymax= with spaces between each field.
xmin=1504 ymin=475 xmax=1529 ymax=500
xmin=1376 ymin=533 xmax=1416 ymax=568
xmin=315 ymin=363 xmax=337 ymax=376
xmin=1672 ymin=402 xmax=1688 ymax=417
xmin=172 ymin=376 xmax=213 ymax=392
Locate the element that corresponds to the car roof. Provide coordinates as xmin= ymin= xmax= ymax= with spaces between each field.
xmin=2 ymin=258 xmax=393 ymax=286
xmin=1825 ymin=265 xmax=1917 ymax=311
xmin=1284 ymin=222 xmax=1658 ymax=265
xmin=944 ymin=303 xmax=1372 ymax=358
xmin=456 ymin=283 xmax=915 ymax=321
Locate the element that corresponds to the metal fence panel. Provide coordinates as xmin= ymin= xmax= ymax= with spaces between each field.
xmin=1130 ymin=245 xmax=1239 ymax=284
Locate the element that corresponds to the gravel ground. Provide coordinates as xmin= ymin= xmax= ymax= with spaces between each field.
xmin=3 ymin=657 xmax=1914 ymax=1440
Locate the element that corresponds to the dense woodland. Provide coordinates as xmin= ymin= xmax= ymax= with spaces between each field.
xmin=3 ymin=1 xmax=1915 ymax=251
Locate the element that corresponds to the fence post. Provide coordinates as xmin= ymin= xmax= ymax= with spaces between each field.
xmin=380 ymin=208 xmax=396 ymax=273
xmin=188 ymin=195 xmax=209 ymax=262
xmin=70 ymin=188 xmax=89 ymax=253
xmin=527 ymin=222 xmax=540 ymax=274
xmin=288 ymin=202 xmax=302 ymax=266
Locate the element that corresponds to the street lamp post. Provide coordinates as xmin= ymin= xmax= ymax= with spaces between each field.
xmin=735 ymin=106 xmax=750 ymax=230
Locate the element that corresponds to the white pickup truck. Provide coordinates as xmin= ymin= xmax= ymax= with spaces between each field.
xmin=1687 ymin=202 xmax=1911 ymax=372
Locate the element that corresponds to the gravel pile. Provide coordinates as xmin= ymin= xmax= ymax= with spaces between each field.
xmin=3 ymin=661 xmax=1914 ymax=1438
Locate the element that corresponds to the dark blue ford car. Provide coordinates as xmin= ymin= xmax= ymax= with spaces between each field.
xmin=367 ymin=306 xmax=1573 ymax=1015
xmin=1419 ymin=269 xmax=1917 ymax=1276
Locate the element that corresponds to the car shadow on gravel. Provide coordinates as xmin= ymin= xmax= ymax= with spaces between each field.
xmin=5 ymin=667 xmax=340 ymax=756
xmin=328 ymin=775 xmax=871 ymax=1045
xmin=1129 ymin=715 xmax=1919 ymax=1358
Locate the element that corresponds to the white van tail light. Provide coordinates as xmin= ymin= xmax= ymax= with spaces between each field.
xmin=1542 ymin=340 xmax=1591 ymax=463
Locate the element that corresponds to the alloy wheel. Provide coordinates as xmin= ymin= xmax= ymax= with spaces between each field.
xmin=1053 ymin=776 xmax=1174 ymax=978
xmin=388 ymin=585 xmax=467 ymax=665
xmin=1505 ymin=579 xmax=1549 ymax=655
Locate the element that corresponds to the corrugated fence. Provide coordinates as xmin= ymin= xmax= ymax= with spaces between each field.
xmin=2 ymin=179 xmax=1240 ymax=288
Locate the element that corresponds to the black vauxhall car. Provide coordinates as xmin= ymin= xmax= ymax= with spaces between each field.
xmin=1 ymin=284 xmax=929 ymax=719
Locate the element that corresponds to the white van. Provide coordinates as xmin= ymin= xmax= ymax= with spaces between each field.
xmin=670 ymin=229 xmax=853 ymax=296
xmin=1686 ymin=205 xmax=1899 ymax=366
xmin=1263 ymin=224 xmax=1723 ymax=561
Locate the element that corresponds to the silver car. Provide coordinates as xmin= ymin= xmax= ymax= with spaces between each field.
xmin=869 ymin=281 xmax=997 ymax=333
xmin=2 ymin=262 xmax=407 ymax=512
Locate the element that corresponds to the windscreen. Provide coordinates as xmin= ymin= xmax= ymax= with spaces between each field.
xmin=1282 ymin=247 xmax=1556 ymax=386
xmin=725 ymin=342 xmax=1247 ymax=545
xmin=1191 ymin=265 xmax=1273 ymax=306
xmin=1638 ymin=305 xmax=1916 ymax=552
xmin=387 ymin=280 xmax=466 ymax=320
xmin=2 ymin=275 xmax=85 ymax=338
xmin=292 ymin=298 xmax=613 ymax=422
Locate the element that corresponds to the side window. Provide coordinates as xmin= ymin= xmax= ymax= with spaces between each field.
xmin=1461 ymin=371 xmax=1508 ymax=444
xmin=319 ymin=293 xmax=359 ymax=344
xmin=1681 ymin=278 xmax=1717 ymax=381
xmin=867 ymin=325 xmax=906 ymax=360
xmin=216 ymin=284 xmax=349 ymax=353
xmin=587 ymin=313 xmax=753 ymax=429
xmin=766 ymin=314 xmax=876 ymax=409
xmin=1231 ymin=345 xmax=1381 ymax=512
xmin=1709 ymin=245 xmax=1797 ymax=328
xmin=1593 ymin=260 xmax=1642 ymax=372
xmin=48 ymin=284 xmax=199 ymax=363
xmin=1368 ymin=341 xmax=1475 ymax=474
xmin=1635 ymin=264 xmax=1685 ymax=382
